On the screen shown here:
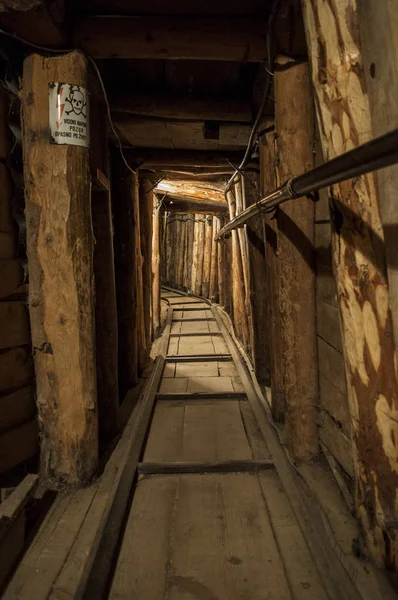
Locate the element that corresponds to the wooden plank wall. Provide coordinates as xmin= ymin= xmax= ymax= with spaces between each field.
xmin=314 ymin=142 xmax=354 ymax=480
xmin=0 ymin=90 xmax=38 ymax=475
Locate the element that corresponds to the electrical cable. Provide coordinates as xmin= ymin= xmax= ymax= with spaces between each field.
xmin=0 ymin=27 xmax=135 ymax=176
xmin=224 ymin=0 xmax=280 ymax=200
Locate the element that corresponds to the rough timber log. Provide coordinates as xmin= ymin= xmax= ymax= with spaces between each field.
xmin=226 ymin=191 xmax=249 ymax=348
xmin=111 ymin=92 xmax=251 ymax=122
xmin=359 ymin=1 xmax=398 ymax=356
xmin=152 ymin=195 xmax=162 ymax=338
xmin=260 ymin=131 xmax=285 ymax=422
xmin=22 ymin=51 xmax=97 ymax=487
xmin=244 ymin=171 xmax=270 ymax=384
xmin=192 ymin=214 xmax=205 ymax=296
xmin=217 ymin=217 xmax=225 ymax=308
xmin=235 ymin=179 xmax=251 ymax=332
xmin=209 ymin=217 xmax=219 ymax=303
xmin=303 ymin=0 xmax=398 ymax=568
xmin=91 ymin=103 xmax=119 ymax=443
xmin=183 ymin=216 xmax=194 ymax=292
xmin=139 ymin=179 xmax=153 ymax=349
xmin=113 ymin=162 xmax=139 ymax=396
xmin=129 ymin=149 xmax=243 ymax=169
xmin=133 ymin=176 xmax=147 ymax=371
xmin=74 ymin=16 xmax=268 ymax=61
xmin=275 ymin=60 xmax=318 ymax=460
xmin=201 ymin=215 xmax=213 ymax=298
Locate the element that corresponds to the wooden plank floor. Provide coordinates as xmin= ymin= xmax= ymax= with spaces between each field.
xmin=109 ymin=290 xmax=329 ymax=599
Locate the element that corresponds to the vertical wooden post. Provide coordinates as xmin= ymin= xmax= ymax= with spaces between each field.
xmin=183 ymin=216 xmax=194 ymax=292
xmin=152 ymin=194 xmax=161 ymax=339
xmin=90 ymin=100 xmax=119 ymax=442
xmin=244 ymin=171 xmax=271 ymax=384
xmin=235 ymin=180 xmax=251 ymax=331
xmin=193 ymin=214 xmax=205 ymax=296
xmin=303 ymin=0 xmax=398 ymax=567
xmin=22 ymin=52 xmax=97 ymax=487
xmin=275 ymin=60 xmax=318 ymax=460
xmin=113 ymin=161 xmax=139 ymax=397
xmin=139 ymin=178 xmax=153 ymax=349
xmin=133 ymin=176 xmax=147 ymax=371
xmin=217 ymin=217 xmax=225 ymax=307
xmin=176 ymin=215 xmax=186 ymax=288
xmin=227 ymin=191 xmax=249 ymax=348
xmin=209 ymin=216 xmax=219 ymax=303
xmin=201 ymin=215 xmax=212 ymax=298
xmin=260 ymin=131 xmax=285 ymax=421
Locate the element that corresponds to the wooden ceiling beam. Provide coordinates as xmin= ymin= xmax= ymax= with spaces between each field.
xmin=111 ymin=91 xmax=252 ymax=122
xmin=162 ymin=198 xmax=227 ymax=215
xmin=74 ymin=16 xmax=268 ymax=61
xmin=155 ymin=180 xmax=225 ymax=204
xmin=127 ymin=149 xmax=244 ymax=169
xmin=70 ymin=0 xmax=270 ymax=17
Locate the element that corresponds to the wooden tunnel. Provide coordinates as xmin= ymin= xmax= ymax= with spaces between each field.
xmin=0 ymin=0 xmax=397 ymax=589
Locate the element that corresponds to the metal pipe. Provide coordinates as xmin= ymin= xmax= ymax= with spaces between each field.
xmin=216 ymin=128 xmax=398 ymax=241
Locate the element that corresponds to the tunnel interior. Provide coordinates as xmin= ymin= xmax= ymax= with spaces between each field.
xmin=0 ymin=0 xmax=397 ymax=597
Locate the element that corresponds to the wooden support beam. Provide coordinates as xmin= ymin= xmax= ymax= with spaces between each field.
xmin=139 ymin=178 xmax=153 ymax=350
xmin=91 ymin=103 xmax=120 ymax=443
xmin=163 ymin=198 xmax=228 ymax=216
xmin=303 ymin=0 xmax=398 ymax=568
xmin=156 ymin=180 xmax=225 ymax=204
xmin=244 ymin=172 xmax=271 ymax=384
xmin=274 ymin=60 xmax=318 ymax=461
xmin=111 ymin=91 xmax=252 ymax=122
xmin=151 ymin=196 xmax=162 ymax=339
xmin=201 ymin=215 xmax=213 ymax=298
xmin=138 ymin=459 xmax=273 ymax=475
xmin=134 ymin=173 xmax=147 ymax=372
xmin=112 ymin=161 xmax=139 ymax=397
xmin=260 ymin=130 xmax=285 ymax=421
xmin=227 ymin=190 xmax=249 ymax=349
xmin=70 ymin=0 xmax=270 ymax=16
xmin=128 ymin=149 xmax=244 ymax=169
xmin=115 ymin=116 xmax=253 ymax=151
xmin=183 ymin=216 xmax=194 ymax=292
xmin=209 ymin=217 xmax=219 ymax=303
xmin=22 ymin=51 xmax=97 ymax=487
xmin=191 ymin=213 xmax=205 ymax=296
xmin=74 ymin=16 xmax=268 ymax=61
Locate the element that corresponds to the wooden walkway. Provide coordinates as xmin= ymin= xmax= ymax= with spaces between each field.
xmin=108 ymin=290 xmax=329 ymax=600
xmin=4 ymin=289 xmax=366 ymax=600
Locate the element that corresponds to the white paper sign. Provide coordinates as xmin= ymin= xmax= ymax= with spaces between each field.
xmin=49 ymin=83 xmax=89 ymax=147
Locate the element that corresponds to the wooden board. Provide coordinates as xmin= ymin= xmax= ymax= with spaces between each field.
xmin=318 ymin=412 xmax=354 ymax=478
xmin=144 ymin=400 xmax=253 ymax=463
xmin=317 ymin=337 xmax=347 ymax=394
xmin=316 ymin=300 xmax=343 ymax=352
xmin=110 ymin=473 xmax=292 ymax=600
xmin=259 ymin=471 xmax=329 ymax=600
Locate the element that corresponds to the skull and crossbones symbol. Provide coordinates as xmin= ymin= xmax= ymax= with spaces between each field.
xmin=65 ymin=86 xmax=87 ymax=118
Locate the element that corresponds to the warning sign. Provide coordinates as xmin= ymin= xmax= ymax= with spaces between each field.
xmin=49 ymin=83 xmax=89 ymax=147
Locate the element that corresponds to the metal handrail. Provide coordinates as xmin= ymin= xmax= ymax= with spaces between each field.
xmin=216 ymin=128 xmax=398 ymax=241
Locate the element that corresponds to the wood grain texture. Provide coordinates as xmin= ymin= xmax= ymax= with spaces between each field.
xmin=260 ymin=131 xmax=285 ymax=422
xmin=74 ymin=16 xmax=268 ymax=61
xmin=22 ymin=51 xmax=97 ymax=487
xmin=275 ymin=61 xmax=318 ymax=459
xmin=303 ymin=0 xmax=398 ymax=567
